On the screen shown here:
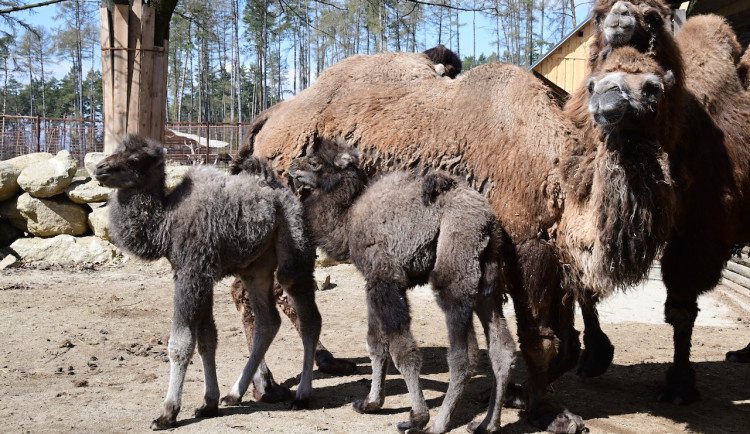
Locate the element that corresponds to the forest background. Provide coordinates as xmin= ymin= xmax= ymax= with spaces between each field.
xmin=0 ymin=0 xmax=592 ymax=126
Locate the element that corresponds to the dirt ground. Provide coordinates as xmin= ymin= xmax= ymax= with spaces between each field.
xmin=1 ymin=259 xmax=749 ymax=434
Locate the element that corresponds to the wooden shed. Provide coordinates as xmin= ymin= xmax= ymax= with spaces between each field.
xmin=530 ymin=18 xmax=594 ymax=97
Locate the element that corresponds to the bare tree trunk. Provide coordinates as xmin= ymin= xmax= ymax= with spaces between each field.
xmin=569 ymin=0 xmax=577 ymax=27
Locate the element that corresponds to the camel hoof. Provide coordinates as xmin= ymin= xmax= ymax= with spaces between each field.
xmin=656 ymin=365 xmax=700 ymax=405
xmin=656 ymin=383 xmax=700 ymax=405
xmin=546 ymin=410 xmax=585 ymax=434
xmin=150 ymin=416 xmax=176 ymax=431
xmin=396 ymin=410 xmax=430 ymax=432
xmin=194 ymin=404 xmax=219 ymax=419
xmin=725 ymin=343 xmax=750 ymax=362
xmin=253 ymin=383 xmax=293 ymax=403
xmin=352 ymin=399 xmax=381 ymax=414
xmin=529 ymin=404 xmax=585 ymax=434
xmin=576 ymin=339 xmax=614 ymax=378
xmin=503 ymin=383 xmax=526 ymax=409
xmin=289 ymin=398 xmax=310 ymax=410
xmin=466 ymin=421 xmax=499 ymax=434
xmin=315 ymin=349 xmax=358 ymax=376
xmin=220 ymin=394 xmax=242 ymax=406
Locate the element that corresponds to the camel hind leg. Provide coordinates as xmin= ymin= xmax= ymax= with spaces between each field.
xmin=193 ymin=294 xmax=220 ymax=419
xmin=276 ymin=270 xmax=321 ymax=408
xmin=229 ymin=278 xmax=292 ymax=403
xmin=469 ymin=290 xmax=515 ymax=433
xmin=275 ymin=215 xmax=321 ymax=409
xmin=222 ymin=255 xmax=281 ymax=405
xmin=420 ymin=293 xmax=478 ymax=434
xmin=364 ymin=278 xmax=430 ymax=431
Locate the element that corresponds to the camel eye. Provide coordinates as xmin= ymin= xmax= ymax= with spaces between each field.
xmin=127 ymin=156 xmax=141 ymax=168
xmin=309 ymin=159 xmax=321 ymax=170
xmin=642 ymin=79 xmax=661 ymax=100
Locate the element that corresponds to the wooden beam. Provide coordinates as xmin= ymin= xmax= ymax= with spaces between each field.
xmin=139 ymin=5 xmax=156 ymax=139
xmin=112 ymin=4 xmax=129 ymax=144
xmin=127 ymin=1 xmax=143 ymax=135
xmin=151 ymin=39 xmax=169 ymax=142
xmin=99 ymin=7 xmax=116 ymax=153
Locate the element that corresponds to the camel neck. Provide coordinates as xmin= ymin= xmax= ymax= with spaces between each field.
xmin=109 ymin=188 xmax=169 ymax=261
xmin=305 ymin=177 xmax=363 ymax=262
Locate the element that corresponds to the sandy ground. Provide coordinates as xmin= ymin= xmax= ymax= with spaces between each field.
xmin=0 ymin=259 xmax=748 ymax=434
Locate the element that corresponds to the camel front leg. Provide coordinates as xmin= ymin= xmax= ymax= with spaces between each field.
xmin=576 ymin=292 xmax=614 ymax=378
xmin=151 ymin=274 xmax=212 ymax=430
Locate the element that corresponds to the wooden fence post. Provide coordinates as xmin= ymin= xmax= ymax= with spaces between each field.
xmin=99 ymin=2 xmax=169 ymax=153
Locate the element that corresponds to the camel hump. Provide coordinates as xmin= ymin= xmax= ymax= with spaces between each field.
xmin=421 ymin=171 xmax=458 ymax=205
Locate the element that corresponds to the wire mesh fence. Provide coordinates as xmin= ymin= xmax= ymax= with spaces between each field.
xmin=0 ymin=115 xmax=253 ymax=170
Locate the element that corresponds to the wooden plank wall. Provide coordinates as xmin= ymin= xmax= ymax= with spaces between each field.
xmin=532 ymin=21 xmax=594 ymax=94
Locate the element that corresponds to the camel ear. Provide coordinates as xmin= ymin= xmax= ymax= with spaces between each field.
xmin=642 ymin=6 xmax=665 ymax=29
xmin=435 ymin=64 xmax=446 ymax=77
xmin=334 ymin=152 xmax=357 ymax=169
xmin=663 ymin=70 xmax=675 ymax=90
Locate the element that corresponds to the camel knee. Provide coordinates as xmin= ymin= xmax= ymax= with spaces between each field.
xmin=664 ymin=301 xmax=698 ymax=332
xmin=389 ymin=333 xmax=422 ymax=373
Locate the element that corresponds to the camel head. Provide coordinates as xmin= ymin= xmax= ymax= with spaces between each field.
xmin=593 ymin=0 xmax=672 ymax=57
xmin=95 ymin=135 xmax=166 ymax=190
xmin=586 ymin=46 xmax=675 ymax=137
xmin=288 ymin=139 xmax=365 ymax=195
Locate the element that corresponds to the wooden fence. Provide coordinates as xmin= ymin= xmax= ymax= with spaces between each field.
xmin=0 ymin=115 xmax=252 ymax=169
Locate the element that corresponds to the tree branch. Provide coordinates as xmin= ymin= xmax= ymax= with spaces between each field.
xmin=403 ymin=0 xmax=499 ymax=14
xmin=0 ymin=0 xmax=68 ymax=15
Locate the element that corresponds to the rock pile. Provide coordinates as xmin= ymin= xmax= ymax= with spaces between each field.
xmin=0 ymin=150 xmax=188 ymax=266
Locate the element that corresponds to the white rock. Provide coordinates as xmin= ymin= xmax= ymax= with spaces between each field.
xmin=5 ymin=152 xmax=53 ymax=170
xmin=84 ymin=152 xmax=109 ymax=178
xmin=0 ymin=161 xmax=21 ymax=201
xmin=10 ymin=235 xmax=120 ymax=264
xmin=0 ymin=253 xmax=20 ymax=270
xmin=16 ymin=193 xmax=89 ymax=237
xmin=88 ymin=204 xmax=110 ymax=240
xmin=66 ymin=178 xmax=112 ymax=204
xmin=17 ymin=150 xmax=79 ymax=198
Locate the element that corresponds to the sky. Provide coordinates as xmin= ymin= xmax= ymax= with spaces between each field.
xmin=1 ymin=1 xmax=596 ymax=84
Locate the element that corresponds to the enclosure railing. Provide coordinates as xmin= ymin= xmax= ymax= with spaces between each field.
xmin=0 ymin=115 xmax=253 ymax=169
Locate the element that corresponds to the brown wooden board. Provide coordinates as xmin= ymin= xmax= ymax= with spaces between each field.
xmin=99 ymin=7 xmax=116 ymax=153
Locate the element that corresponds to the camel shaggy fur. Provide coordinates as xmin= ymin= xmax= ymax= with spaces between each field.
xmin=739 ymin=48 xmax=750 ymax=89
xmin=289 ymin=140 xmax=516 ymax=434
xmin=94 ymin=136 xmax=322 ymax=429
xmin=571 ymin=13 xmax=750 ymax=403
xmin=233 ymin=52 xmax=585 ymax=433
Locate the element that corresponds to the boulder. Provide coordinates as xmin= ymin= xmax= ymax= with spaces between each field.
xmin=17 ymin=150 xmax=78 ymax=198
xmin=16 ymin=193 xmax=89 ymax=237
xmin=0 ymin=218 xmax=23 ymax=247
xmin=0 ymin=161 xmax=21 ymax=201
xmin=5 ymin=152 xmax=53 ymax=170
xmin=0 ymin=195 xmax=28 ymax=232
xmin=66 ymin=178 xmax=111 ymax=204
xmin=88 ymin=204 xmax=110 ymax=240
xmin=165 ymin=165 xmax=189 ymax=192
xmin=84 ymin=152 xmax=109 ymax=178
xmin=10 ymin=235 xmax=120 ymax=264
